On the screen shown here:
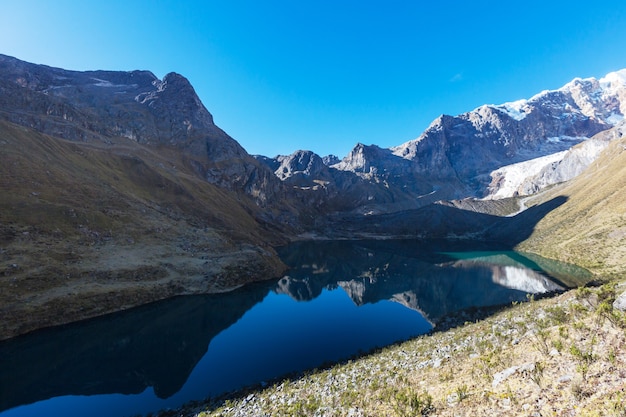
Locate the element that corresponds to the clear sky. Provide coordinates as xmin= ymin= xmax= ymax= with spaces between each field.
xmin=1 ymin=1 xmax=626 ymax=158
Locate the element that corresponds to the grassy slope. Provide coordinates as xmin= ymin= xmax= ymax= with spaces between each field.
xmin=0 ymin=120 xmax=286 ymax=339
xmin=515 ymin=136 xmax=626 ymax=277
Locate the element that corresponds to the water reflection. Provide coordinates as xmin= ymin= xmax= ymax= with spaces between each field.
xmin=275 ymin=240 xmax=588 ymax=323
xmin=0 ymin=284 xmax=270 ymax=413
xmin=0 ymin=240 xmax=591 ymax=417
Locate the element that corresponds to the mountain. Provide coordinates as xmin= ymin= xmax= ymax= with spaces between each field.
xmin=388 ymin=70 xmax=625 ymax=195
xmin=513 ymin=124 xmax=626 ymax=276
xmin=0 ymin=53 xmax=292 ymax=205
xmin=2 ymin=54 xmax=625 ymax=339
xmin=262 ymin=70 xmax=626 ymax=215
xmin=493 ymin=121 xmax=625 ymax=198
xmin=0 ymin=55 xmax=302 ymax=339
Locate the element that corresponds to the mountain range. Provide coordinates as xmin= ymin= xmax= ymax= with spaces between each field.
xmin=259 ymin=69 xmax=625 ymax=213
xmin=1 ymin=53 xmax=624 ymax=338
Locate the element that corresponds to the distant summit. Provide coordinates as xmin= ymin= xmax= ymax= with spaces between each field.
xmin=260 ymin=67 xmax=626 ymax=213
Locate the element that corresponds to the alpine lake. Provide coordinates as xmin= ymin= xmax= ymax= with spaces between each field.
xmin=0 ymin=239 xmax=592 ymax=417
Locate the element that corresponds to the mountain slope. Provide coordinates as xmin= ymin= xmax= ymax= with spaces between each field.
xmin=513 ymin=132 xmax=626 ymax=276
xmin=0 ymin=53 xmax=289 ymax=206
xmin=388 ymin=70 xmax=625 ymax=195
xmin=0 ymin=54 xmax=316 ymax=338
xmin=0 ymin=118 xmax=286 ymax=339
xmin=2 ymin=53 xmax=625 ymax=340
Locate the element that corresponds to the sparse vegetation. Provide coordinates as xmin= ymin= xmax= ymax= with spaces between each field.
xmin=0 ymin=120 xmax=287 ymax=340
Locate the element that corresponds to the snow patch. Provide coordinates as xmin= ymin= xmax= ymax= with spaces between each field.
xmin=486 ymin=151 xmax=568 ymax=199
xmin=546 ymin=135 xmax=588 ymax=143
xmin=490 ymin=99 xmax=529 ymax=121
xmin=599 ymin=69 xmax=626 ymax=91
xmin=492 ymin=266 xmax=563 ymax=293
xmin=92 ymin=78 xmax=136 ymax=88
xmin=606 ymin=113 xmax=624 ymax=126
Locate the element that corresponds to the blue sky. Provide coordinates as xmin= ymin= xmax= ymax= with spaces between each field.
xmin=1 ymin=0 xmax=626 ymax=158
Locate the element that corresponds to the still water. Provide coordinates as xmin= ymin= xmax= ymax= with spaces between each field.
xmin=0 ymin=240 xmax=591 ymax=417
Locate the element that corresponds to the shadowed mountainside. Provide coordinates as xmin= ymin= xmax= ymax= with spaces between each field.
xmin=0 ymin=54 xmax=312 ymax=339
xmin=0 ymin=120 xmax=287 ymax=339
xmin=317 ymin=195 xmax=568 ymax=245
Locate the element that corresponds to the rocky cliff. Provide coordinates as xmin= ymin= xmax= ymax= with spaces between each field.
xmin=0 ymin=54 xmax=289 ymax=207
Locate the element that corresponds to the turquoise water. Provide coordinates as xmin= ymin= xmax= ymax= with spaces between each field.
xmin=0 ymin=240 xmax=590 ymax=417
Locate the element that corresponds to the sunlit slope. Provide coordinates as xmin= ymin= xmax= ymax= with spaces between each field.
xmin=516 ymin=136 xmax=626 ymax=276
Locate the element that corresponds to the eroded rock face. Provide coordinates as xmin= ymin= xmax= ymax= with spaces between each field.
xmin=387 ymin=78 xmax=622 ymax=194
xmin=274 ymin=150 xmax=332 ymax=184
xmin=518 ymin=127 xmax=620 ymax=195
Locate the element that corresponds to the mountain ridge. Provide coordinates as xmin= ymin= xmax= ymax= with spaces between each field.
xmin=1 ymin=54 xmax=625 ymax=339
xmin=262 ymin=68 xmax=625 ymax=213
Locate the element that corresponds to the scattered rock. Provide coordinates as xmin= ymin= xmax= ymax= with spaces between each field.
xmin=613 ymin=291 xmax=626 ymax=312
xmin=519 ymin=362 xmax=535 ymax=373
xmin=493 ymin=365 xmax=519 ymax=387
xmin=558 ymin=374 xmax=574 ymax=384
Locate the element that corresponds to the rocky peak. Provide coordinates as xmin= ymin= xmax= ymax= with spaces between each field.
xmin=333 ymin=143 xmax=400 ymax=177
xmin=274 ymin=150 xmax=328 ymax=181
xmin=391 ymin=115 xmax=449 ymax=160
xmin=487 ymin=71 xmax=626 ymax=127
xmin=0 ymin=54 xmax=288 ymax=210
xmin=322 ymin=154 xmax=340 ymax=166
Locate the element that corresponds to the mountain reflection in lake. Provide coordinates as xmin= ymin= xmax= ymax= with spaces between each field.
xmin=0 ymin=240 xmax=591 ymax=417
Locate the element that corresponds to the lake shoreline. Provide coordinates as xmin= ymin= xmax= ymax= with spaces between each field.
xmin=1 ymin=241 xmax=596 ymax=417
xmin=0 ymin=239 xmax=287 ymax=341
xmin=163 ymin=279 xmax=626 ymax=417
xmin=1 ymin=235 xmax=567 ymax=341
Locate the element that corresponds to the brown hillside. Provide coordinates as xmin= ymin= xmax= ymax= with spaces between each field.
xmin=0 ymin=120 xmax=286 ymax=339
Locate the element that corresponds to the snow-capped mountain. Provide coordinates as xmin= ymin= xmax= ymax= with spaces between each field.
xmin=487 ymin=70 xmax=626 ymax=124
xmin=487 ymin=121 xmax=625 ymax=198
xmin=385 ymin=69 xmax=625 ymax=196
xmin=263 ymin=69 xmax=626 ymax=210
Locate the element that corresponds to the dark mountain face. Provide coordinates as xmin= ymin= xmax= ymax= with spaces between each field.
xmin=0 ymin=55 xmax=303 ymax=339
xmin=0 ymin=54 xmax=288 ymax=207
